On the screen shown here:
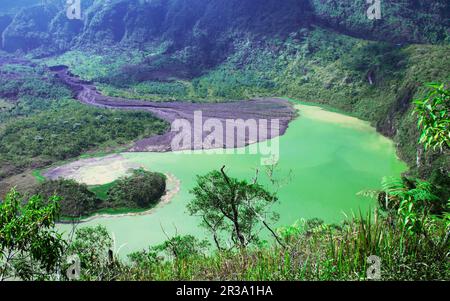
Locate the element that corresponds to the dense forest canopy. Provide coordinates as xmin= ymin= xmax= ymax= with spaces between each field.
xmin=0 ymin=1 xmax=449 ymax=54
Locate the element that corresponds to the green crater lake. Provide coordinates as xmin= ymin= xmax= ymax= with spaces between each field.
xmin=57 ymin=102 xmax=407 ymax=255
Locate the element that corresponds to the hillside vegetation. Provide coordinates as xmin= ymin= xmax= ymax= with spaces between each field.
xmin=0 ymin=0 xmax=448 ymax=281
xmin=0 ymin=2 xmax=448 ymax=181
xmin=1 ymin=0 xmax=449 ymax=54
xmin=1 ymin=164 xmax=448 ymax=281
xmin=0 ymin=57 xmax=168 ymax=195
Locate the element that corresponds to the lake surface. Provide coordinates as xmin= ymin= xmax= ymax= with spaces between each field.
xmin=58 ymin=102 xmax=407 ymax=255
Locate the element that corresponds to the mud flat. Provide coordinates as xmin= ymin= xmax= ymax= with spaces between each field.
xmin=298 ymin=105 xmax=373 ymax=131
xmin=50 ymin=66 xmax=297 ymax=152
xmin=43 ymin=154 xmax=141 ymax=185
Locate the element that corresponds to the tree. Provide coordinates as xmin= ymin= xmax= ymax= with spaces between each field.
xmin=35 ymin=179 xmax=99 ymax=218
xmin=0 ymin=188 xmax=66 ymax=280
xmin=413 ymin=83 xmax=450 ymax=151
xmin=127 ymin=234 xmax=210 ymax=278
xmin=67 ymin=225 xmax=118 ymax=281
xmin=187 ymin=166 xmax=282 ymax=250
xmin=378 ymin=177 xmax=449 ymax=255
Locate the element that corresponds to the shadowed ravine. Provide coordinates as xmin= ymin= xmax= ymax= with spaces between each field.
xmin=50 ymin=65 xmax=297 ymax=152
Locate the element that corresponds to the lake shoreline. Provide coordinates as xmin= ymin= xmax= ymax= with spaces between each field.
xmin=56 ymin=172 xmax=181 ymax=224
xmin=50 ymin=65 xmax=297 ymax=153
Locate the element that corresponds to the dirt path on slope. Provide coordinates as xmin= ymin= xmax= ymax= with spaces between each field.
xmin=50 ymin=65 xmax=297 ymax=152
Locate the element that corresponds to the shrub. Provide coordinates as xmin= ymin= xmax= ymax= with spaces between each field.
xmin=414 ymin=83 xmax=450 ymax=151
xmin=107 ymin=169 xmax=166 ymax=208
xmin=35 ymin=179 xmax=100 ymax=218
xmin=0 ymin=189 xmax=65 ymax=280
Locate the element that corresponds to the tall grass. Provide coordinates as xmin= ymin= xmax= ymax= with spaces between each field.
xmin=106 ymin=210 xmax=448 ymax=281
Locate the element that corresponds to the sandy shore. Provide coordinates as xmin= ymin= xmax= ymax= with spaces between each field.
xmin=43 ymin=154 xmax=142 ymax=185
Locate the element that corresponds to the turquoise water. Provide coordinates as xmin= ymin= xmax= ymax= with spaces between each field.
xmin=58 ymin=103 xmax=407 ymax=255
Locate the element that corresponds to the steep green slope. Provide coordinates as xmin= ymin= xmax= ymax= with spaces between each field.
xmin=1 ymin=0 xmax=449 ymax=55
xmin=310 ymin=0 xmax=450 ymax=44
xmin=188 ymin=31 xmax=449 ymax=185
